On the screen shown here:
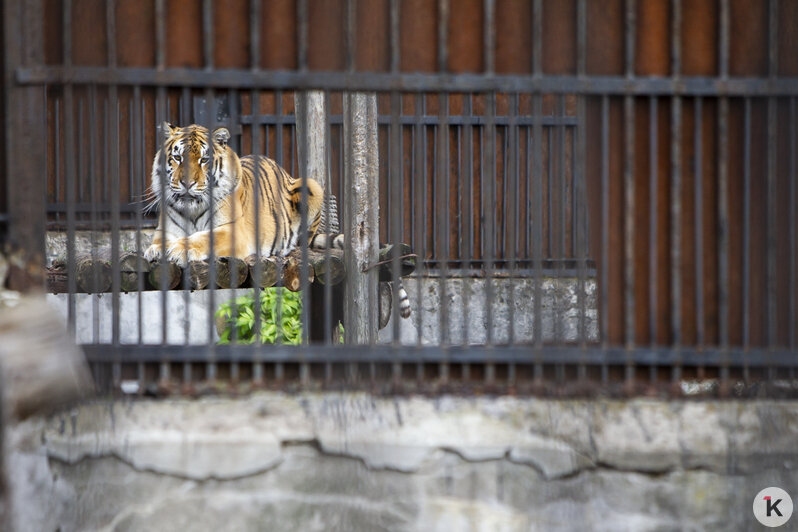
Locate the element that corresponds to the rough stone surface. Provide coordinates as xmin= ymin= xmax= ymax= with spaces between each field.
xmin=6 ymin=394 xmax=798 ymax=531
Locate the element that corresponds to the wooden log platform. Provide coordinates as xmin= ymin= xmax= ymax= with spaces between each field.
xmin=45 ymin=246 xmax=415 ymax=294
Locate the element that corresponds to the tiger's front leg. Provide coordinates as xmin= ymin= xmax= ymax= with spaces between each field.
xmin=164 ymin=226 xmax=236 ymax=266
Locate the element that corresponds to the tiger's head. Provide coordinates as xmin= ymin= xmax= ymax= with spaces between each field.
xmin=150 ymin=122 xmax=240 ymax=219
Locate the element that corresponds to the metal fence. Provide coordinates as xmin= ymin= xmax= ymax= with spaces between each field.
xmin=3 ymin=0 xmax=798 ymax=396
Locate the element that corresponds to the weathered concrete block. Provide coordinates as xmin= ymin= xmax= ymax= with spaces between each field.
xmin=378 ymin=276 xmax=598 ymax=345
xmin=7 ymin=395 xmax=798 ymax=532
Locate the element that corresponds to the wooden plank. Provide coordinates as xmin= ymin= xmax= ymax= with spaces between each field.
xmin=343 ymin=92 xmax=380 ymax=344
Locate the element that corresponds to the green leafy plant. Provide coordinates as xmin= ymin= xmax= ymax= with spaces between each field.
xmin=216 ymin=288 xmax=303 ymax=345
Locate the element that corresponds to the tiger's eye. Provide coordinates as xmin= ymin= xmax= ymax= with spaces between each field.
xmin=172 ymin=154 xmax=182 ymax=164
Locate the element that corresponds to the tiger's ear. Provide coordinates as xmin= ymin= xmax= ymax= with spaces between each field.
xmin=159 ymin=121 xmax=177 ymax=138
xmin=212 ymin=127 xmax=231 ymax=147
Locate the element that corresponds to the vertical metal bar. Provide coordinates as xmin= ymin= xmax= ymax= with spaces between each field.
xmin=743 ymin=97 xmax=751 ymax=349
xmin=717 ymin=95 xmax=729 ymax=346
xmin=790 ymin=97 xmax=796 ymax=350
xmin=88 ymin=93 xmax=100 ymax=346
xmin=414 ymin=93 xmax=425 ymax=350
xmin=155 ymin=0 xmax=169 ymax=384
xmin=390 ymin=94 xmax=403 ymax=343
xmin=719 ymin=0 xmax=729 ymax=79
xmin=203 ymin=0 xmax=214 ymax=69
xmin=249 ymin=0 xmax=263 ymax=384
xmin=273 ymin=90 xmax=284 ymax=382
xmin=297 ymin=0 xmax=308 ymax=70
xmin=600 ymin=95 xmax=609 ymax=383
xmin=533 ymin=92 xmax=544 ymax=378
xmin=508 ymin=93 xmax=519 ymax=349
xmin=106 ymin=2 xmax=121 ymax=389
xmin=87 ymin=91 xmax=99 ymax=345
xmin=346 ymin=0 xmax=356 ymax=72
xmin=205 ymin=88 xmax=217 ymax=384
xmin=136 ymin=96 xmax=146 ymax=384
xmin=323 ymin=90 xmax=333 ymax=349
xmin=437 ymin=0 xmax=451 ymax=380
xmin=558 ymin=95 xmax=567 ymax=347
xmin=132 ymin=93 xmax=142 ymax=345
xmin=155 ymin=0 xmax=165 ymax=69
xmin=717 ymin=0 xmax=730 ymax=390
xmin=767 ymin=0 xmax=778 ymax=351
xmin=624 ymin=0 xmax=636 ymax=405
xmin=575 ymin=0 xmax=587 ymax=373
xmin=484 ymin=103 xmax=496 ymax=378
xmin=181 ymin=92 xmax=191 ymax=349
xmin=323 ymin=98 xmax=333 ymax=385
xmin=63 ymin=0 xmax=77 ymax=336
xmin=55 ymin=100 xmax=61 ymax=225
xmin=624 ymin=100 xmax=635 ymax=349
xmin=694 ymin=97 xmax=704 ymax=347
xmin=484 ymin=93 xmax=496 ymax=351
xmin=463 ymin=94 xmax=474 ymax=346
xmin=412 ymin=93 xmax=425 ymax=383
xmin=438 ymin=0 xmax=449 ymax=72
xmin=298 ymin=126 xmax=311 ymax=386
xmin=390 ymin=0 xmax=401 ymax=348
xmin=252 ymin=99 xmax=264 ymax=382
xmin=649 ymin=96 xmax=658 ymax=345
xmin=547 ymin=128 xmax=553 ymax=256
xmin=670 ymin=0 xmax=682 ymax=390
xmin=532 ymin=0 xmax=542 ymax=76
xmin=531 ymin=0 xmax=544 ymax=385
xmin=438 ymin=93 xmax=450 ymax=347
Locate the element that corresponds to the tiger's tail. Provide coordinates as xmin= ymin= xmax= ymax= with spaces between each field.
xmin=309 ymin=194 xmax=411 ymax=320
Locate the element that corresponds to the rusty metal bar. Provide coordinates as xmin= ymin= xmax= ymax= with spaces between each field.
xmin=390 ymin=90 xmax=402 ymax=345
xmin=670 ymin=0 xmax=682 ymax=387
xmin=743 ymin=97 xmax=751 ymax=348
xmin=17 ymin=67 xmax=798 ymax=96
xmin=766 ymin=0 xmax=778 ymax=349
xmin=791 ymin=97 xmax=796 ymax=350
xmin=533 ymin=89 xmax=544 ymax=383
xmin=649 ymin=96 xmax=658 ymax=345
xmin=694 ymin=97 xmax=704 ymax=346
xmin=81 ymin=344 xmax=798 ymax=368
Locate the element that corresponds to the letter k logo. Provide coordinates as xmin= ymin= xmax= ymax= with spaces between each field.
xmin=755 ymin=488 xmax=792 ymax=527
xmin=765 ymin=496 xmax=784 ymax=518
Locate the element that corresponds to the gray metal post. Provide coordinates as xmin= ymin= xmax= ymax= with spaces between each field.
xmin=343 ymin=92 xmax=379 ymax=345
xmin=3 ymin=0 xmax=46 ymax=291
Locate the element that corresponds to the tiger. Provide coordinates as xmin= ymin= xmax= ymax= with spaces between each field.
xmin=143 ymin=122 xmax=411 ymax=319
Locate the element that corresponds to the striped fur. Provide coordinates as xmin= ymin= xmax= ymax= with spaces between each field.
xmin=144 ymin=122 xmax=411 ymax=320
xmin=144 ymin=123 xmax=325 ymax=264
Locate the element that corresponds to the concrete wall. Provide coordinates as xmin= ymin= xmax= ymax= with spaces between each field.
xmin=6 ymin=394 xmax=798 ymax=531
xmin=47 ymin=276 xmax=597 ymax=346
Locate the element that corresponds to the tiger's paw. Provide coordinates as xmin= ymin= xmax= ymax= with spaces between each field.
xmin=143 ymin=244 xmax=164 ymax=262
xmin=166 ymin=238 xmax=208 ymax=266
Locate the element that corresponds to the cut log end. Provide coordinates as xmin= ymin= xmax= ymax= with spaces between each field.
xmin=215 ymin=257 xmax=249 ymax=289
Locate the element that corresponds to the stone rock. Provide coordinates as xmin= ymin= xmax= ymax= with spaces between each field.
xmin=6 ymin=394 xmax=798 ymax=532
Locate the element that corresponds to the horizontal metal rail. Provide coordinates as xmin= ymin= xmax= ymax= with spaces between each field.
xmin=82 ymin=344 xmax=798 ymax=368
xmin=18 ymin=66 xmax=798 ymax=96
xmin=241 ymin=113 xmax=580 ymax=127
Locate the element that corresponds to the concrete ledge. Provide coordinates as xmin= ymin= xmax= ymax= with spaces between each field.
xmin=7 ymin=394 xmax=798 ymax=531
